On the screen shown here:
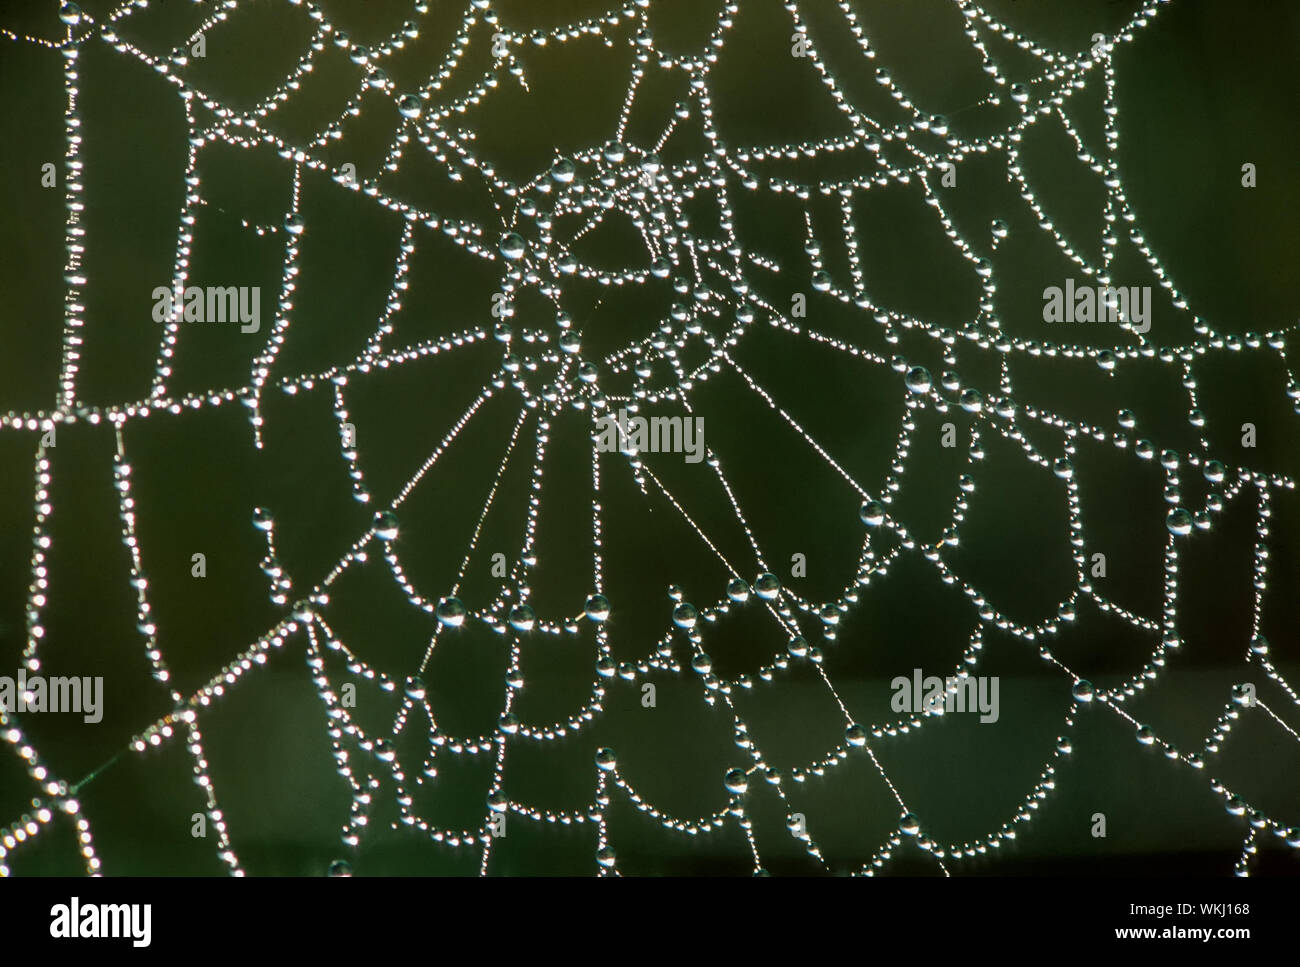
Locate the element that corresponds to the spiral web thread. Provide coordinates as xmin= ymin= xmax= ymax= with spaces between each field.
xmin=1 ymin=0 xmax=1298 ymax=877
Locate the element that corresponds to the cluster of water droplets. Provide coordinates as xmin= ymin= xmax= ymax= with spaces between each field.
xmin=0 ymin=0 xmax=1297 ymax=877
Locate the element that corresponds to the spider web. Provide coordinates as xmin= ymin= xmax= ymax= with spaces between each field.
xmin=1 ymin=0 xmax=1298 ymax=877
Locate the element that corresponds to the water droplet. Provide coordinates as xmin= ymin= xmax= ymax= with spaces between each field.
xmin=846 ymin=724 xmax=867 ymax=747
xmin=373 ymin=510 xmax=398 ymax=541
xmin=1166 ymin=508 xmax=1193 ymax=536
xmin=959 ymin=388 xmax=983 ymax=413
xmin=284 ymin=213 xmax=305 ymax=236
xmin=725 ymin=578 xmax=750 ymax=603
xmin=860 ymin=500 xmax=885 ymax=526
xmin=1009 ymin=82 xmax=1030 ymax=104
xmin=550 ymin=158 xmax=576 ymax=184
xmin=672 ymin=602 xmax=698 ymax=629
xmin=899 ymin=813 xmax=920 ymax=835
xmin=1204 ymin=460 xmax=1226 ymax=484
xmin=584 ymin=593 xmax=610 ymax=622
xmin=753 ymin=573 xmax=780 ymax=599
xmin=1249 ymin=635 xmax=1269 ymax=655
xmin=1072 ymin=679 xmax=1094 ymax=702
xmin=436 ymin=597 xmax=466 ymax=627
xmin=252 ymin=507 xmax=273 ymax=531
xmin=691 ymin=653 xmax=712 ymax=675
xmin=508 ymin=604 xmax=536 ymax=632
xmin=595 ymin=748 xmax=617 ymax=771
xmin=1052 ymin=458 xmax=1074 ymax=480
xmin=487 ymin=791 xmax=508 ymax=813
xmin=1136 ymin=725 xmax=1155 ymax=745
xmin=397 ymin=94 xmax=422 ymax=119
xmin=327 ymin=859 xmax=352 ymax=877
xmin=1225 ymin=795 xmax=1246 ymax=816
xmin=499 ymin=232 xmax=527 ymax=260
xmin=904 ymin=366 xmax=931 ymax=393
xmin=724 ymin=768 xmax=748 ymax=795
xmin=1056 ymin=736 xmax=1072 ymax=754
xmin=991 ymin=219 xmax=1008 ymax=239
xmin=787 ymin=635 xmax=808 ymax=657
xmin=59 ymin=2 xmax=81 ymax=26
xmin=405 ymin=676 xmax=426 ymax=700
xmin=596 ymin=845 xmax=616 ymax=868
xmin=811 ymin=270 xmax=832 ymax=292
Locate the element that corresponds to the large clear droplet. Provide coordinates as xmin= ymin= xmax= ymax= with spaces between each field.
xmin=508 ymin=604 xmax=536 ymax=632
xmin=1166 ymin=508 xmax=1193 ymax=536
xmin=860 ymin=500 xmax=885 ymax=526
xmin=436 ymin=597 xmax=467 ymax=627
xmin=904 ymin=366 xmax=931 ymax=393
xmin=672 ymin=602 xmax=698 ymax=629
xmin=397 ymin=94 xmax=422 ymax=119
xmin=584 ymin=593 xmax=610 ymax=622
xmin=499 ymin=233 xmax=527 ymax=260
xmin=550 ymin=158 xmax=576 ymax=184
xmin=373 ymin=511 xmax=398 ymax=541
xmin=959 ymin=388 xmax=983 ymax=413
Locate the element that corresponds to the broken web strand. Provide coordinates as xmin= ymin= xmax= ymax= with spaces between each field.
xmin=0 ymin=0 xmax=1297 ymax=878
